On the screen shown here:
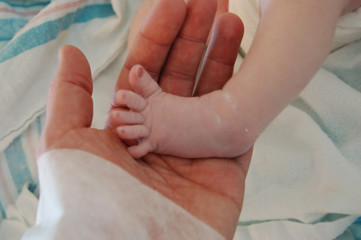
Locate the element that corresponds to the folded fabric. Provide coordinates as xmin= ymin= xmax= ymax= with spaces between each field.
xmin=331 ymin=8 xmax=361 ymax=50
xmin=0 ymin=184 xmax=38 ymax=240
xmin=0 ymin=117 xmax=42 ymax=222
xmin=234 ymin=215 xmax=359 ymax=240
xmin=0 ymin=0 xmax=141 ymax=224
xmin=22 ymin=150 xmax=224 ymax=240
xmin=0 ymin=0 xmax=142 ymax=153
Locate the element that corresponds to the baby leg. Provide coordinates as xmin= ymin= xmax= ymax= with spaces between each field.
xmin=113 ymin=65 xmax=253 ymax=159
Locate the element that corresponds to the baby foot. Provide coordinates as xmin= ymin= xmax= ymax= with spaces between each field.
xmin=113 ymin=65 xmax=162 ymax=158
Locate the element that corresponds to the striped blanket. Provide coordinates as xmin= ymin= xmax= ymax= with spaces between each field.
xmin=230 ymin=1 xmax=361 ymax=239
xmin=1 ymin=0 xmax=361 ymax=239
xmin=0 ymin=0 xmax=141 ymax=221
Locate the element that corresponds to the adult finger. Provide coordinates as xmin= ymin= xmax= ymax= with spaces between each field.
xmin=38 ymin=45 xmax=93 ymax=155
xmin=216 ymin=0 xmax=229 ymax=17
xmin=204 ymin=0 xmax=229 ymax=45
xmin=195 ymin=13 xmax=244 ymax=96
xmin=159 ymin=0 xmax=217 ymax=96
xmin=114 ymin=0 xmax=187 ymax=93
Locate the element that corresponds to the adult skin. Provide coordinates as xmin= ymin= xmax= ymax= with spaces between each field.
xmin=127 ymin=0 xmax=229 ymax=49
xmin=39 ymin=0 xmax=248 ymax=238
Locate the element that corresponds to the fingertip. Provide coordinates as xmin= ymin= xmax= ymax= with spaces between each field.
xmin=206 ymin=12 xmax=244 ymax=66
xmin=216 ymin=13 xmax=244 ymax=40
xmin=58 ymin=45 xmax=79 ymax=58
xmin=219 ymin=12 xmax=244 ymax=37
xmin=215 ymin=0 xmax=229 ymax=15
xmin=56 ymin=45 xmax=93 ymax=94
xmin=58 ymin=45 xmax=88 ymax=66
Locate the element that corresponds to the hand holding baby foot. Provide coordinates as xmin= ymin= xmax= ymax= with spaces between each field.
xmin=47 ymin=1 xmax=248 ymax=239
xmin=113 ymin=63 xmax=255 ymax=160
xmin=113 ymin=65 xmax=165 ymax=158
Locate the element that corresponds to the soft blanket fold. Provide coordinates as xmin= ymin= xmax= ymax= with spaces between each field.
xmin=230 ymin=0 xmax=361 ymax=239
xmin=0 ymin=0 xmax=141 ymax=153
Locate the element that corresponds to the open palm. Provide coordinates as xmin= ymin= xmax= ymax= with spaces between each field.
xmin=39 ymin=0 xmax=250 ymax=239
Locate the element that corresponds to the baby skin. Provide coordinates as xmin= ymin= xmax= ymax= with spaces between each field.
xmin=111 ymin=1 xmax=357 ymax=159
xmin=111 ymin=65 xmax=255 ymax=159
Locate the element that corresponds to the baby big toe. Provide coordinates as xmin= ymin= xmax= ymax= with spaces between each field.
xmin=130 ymin=65 xmax=162 ymax=99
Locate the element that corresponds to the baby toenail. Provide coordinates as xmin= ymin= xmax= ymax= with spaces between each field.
xmin=137 ymin=66 xmax=143 ymax=78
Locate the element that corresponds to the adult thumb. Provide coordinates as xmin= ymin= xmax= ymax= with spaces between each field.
xmin=39 ymin=45 xmax=93 ymax=155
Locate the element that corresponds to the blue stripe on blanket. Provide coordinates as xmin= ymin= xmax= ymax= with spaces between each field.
xmin=4 ymin=136 xmax=34 ymax=193
xmin=0 ymin=3 xmax=114 ymax=63
xmin=0 ymin=201 xmax=5 ymax=219
xmin=0 ymin=0 xmax=50 ymax=8
xmin=348 ymin=217 xmax=361 ymax=239
xmin=0 ymin=19 xmax=28 ymax=41
xmin=36 ymin=116 xmax=43 ymax=135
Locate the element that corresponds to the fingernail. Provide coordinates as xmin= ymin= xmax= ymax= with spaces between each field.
xmin=137 ymin=66 xmax=143 ymax=78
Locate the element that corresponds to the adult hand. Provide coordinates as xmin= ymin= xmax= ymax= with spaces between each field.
xmin=39 ymin=0 xmax=250 ymax=239
xmin=341 ymin=0 xmax=361 ymax=15
xmin=127 ymin=0 xmax=230 ymax=49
